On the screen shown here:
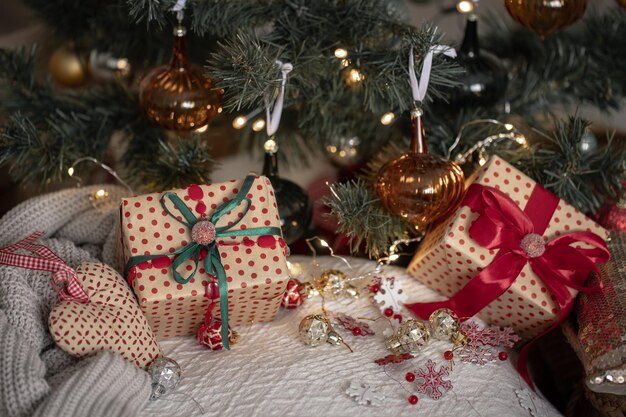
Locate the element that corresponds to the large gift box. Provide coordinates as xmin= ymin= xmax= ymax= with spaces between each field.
xmin=120 ymin=175 xmax=289 ymax=340
xmin=407 ymin=155 xmax=609 ymax=340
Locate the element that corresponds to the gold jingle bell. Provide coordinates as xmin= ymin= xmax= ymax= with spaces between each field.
xmin=298 ymin=314 xmax=330 ymax=346
xmin=429 ymin=308 xmax=460 ymax=341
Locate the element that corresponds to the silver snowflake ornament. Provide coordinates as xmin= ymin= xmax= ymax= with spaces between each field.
xmin=346 ymin=380 xmax=386 ymax=406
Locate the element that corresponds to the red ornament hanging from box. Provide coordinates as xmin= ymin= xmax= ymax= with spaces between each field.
xmin=374 ymin=45 xmax=465 ymax=230
xmin=138 ymin=1 xmax=223 ymax=131
xmin=281 ymin=278 xmax=306 ymax=309
xmin=405 ymin=155 xmax=610 ymax=387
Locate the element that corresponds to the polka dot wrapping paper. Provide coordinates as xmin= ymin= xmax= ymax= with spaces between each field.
xmin=407 ymin=155 xmax=608 ymax=341
xmin=119 ymin=176 xmax=290 ymax=340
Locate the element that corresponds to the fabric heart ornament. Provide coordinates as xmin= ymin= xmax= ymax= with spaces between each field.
xmin=48 ymin=261 xmax=161 ymax=368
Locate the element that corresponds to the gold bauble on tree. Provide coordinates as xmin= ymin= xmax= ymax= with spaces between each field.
xmin=138 ymin=24 xmax=223 ymax=131
xmin=374 ymin=108 xmax=465 ymax=230
xmin=505 ymin=0 xmax=588 ymax=38
xmin=48 ymin=44 xmax=89 ymax=88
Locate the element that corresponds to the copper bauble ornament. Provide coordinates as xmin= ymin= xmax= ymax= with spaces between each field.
xmin=138 ymin=24 xmax=223 ymax=131
xmin=505 ymin=0 xmax=588 ymax=38
xmin=617 ymin=0 xmax=626 ymax=8
xmin=374 ymin=109 xmax=465 ymax=230
xmin=48 ymin=44 xmax=89 ymax=87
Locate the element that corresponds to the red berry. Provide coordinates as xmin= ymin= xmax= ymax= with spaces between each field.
xmin=444 ymin=350 xmax=454 ymax=361
xmin=370 ymin=284 xmax=380 ymax=293
xmin=384 ymin=307 xmax=394 ymax=317
xmin=408 ymin=395 xmax=418 ymax=405
xmin=352 ymin=327 xmax=362 ymax=336
xmin=498 ymin=351 xmax=509 ymax=361
xmin=405 ymin=372 xmax=415 ymax=382
xmin=393 ymin=314 xmax=403 ymax=322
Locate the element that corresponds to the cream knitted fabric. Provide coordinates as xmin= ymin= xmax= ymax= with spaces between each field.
xmin=0 ymin=184 xmax=128 ymax=266
xmin=0 ymin=184 xmax=151 ymax=417
xmin=32 ymin=352 xmax=151 ymax=417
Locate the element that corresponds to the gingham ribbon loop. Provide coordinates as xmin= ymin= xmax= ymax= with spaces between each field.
xmin=0 ymin=232 xmax=90 ymax=303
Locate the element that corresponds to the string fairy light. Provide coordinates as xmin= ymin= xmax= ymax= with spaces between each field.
xmin=446 ymin=119 xmax=527 ymax=165
xmin=376 ymin=236 xmax=424 ymax=266
xmin=380 ymin=112 xmax=395 ymax=126
xmin=67 ymin=157 xmax=134 ymax=194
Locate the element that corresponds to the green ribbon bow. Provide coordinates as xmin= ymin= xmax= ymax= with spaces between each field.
xmin=124 ymin=175 xmax=281 ymax=349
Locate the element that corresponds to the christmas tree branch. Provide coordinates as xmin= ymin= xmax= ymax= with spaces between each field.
xmin=323 ymin=179 xmax=410 ymax=258
xmin=482 ymin=8 xmax=626 ymax=114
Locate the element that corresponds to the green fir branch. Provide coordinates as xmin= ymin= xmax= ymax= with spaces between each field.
xmin=323 ymin=179 xmax=410 ymax=258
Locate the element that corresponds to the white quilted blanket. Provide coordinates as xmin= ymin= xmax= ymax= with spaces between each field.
xmin=140 ymin=256 xmax=562 ymax=417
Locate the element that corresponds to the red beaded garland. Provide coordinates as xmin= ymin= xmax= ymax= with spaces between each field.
xmin=370 ymin=284 xmax=380 ymax=293
xmin=393 ymin=314 xmax=403 ymax=322
xmin=408 ymin=395 xmax=419 ymax=405
xmin=498 ymin=351 xmax=509 ymax=361
xmin=384 ymin=307 xmax=394 ymax=317
xmin=405 ymin=372 xmax=415 ymax=382
xmin=352 ymin=327 xmax=362 ymax=336
xmin=443 ymin=350 xmax=454 ymax=361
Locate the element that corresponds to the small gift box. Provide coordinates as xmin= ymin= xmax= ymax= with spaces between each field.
xmin=406 ymin=155 xmax=609 ymax=341
xmin=120 ymin=175 xmax=289 ymax=345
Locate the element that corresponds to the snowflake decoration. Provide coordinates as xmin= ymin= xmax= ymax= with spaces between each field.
xmin=460 ymin=321 xmax=492 ymax=347
xmin=457 ymin=345 xmax=497 ymax=366
xmin=486 ymin=326 xmax=520 ymax=348
xmin=372 ymin=276 xmax=407 ymax=315
xmin=333 ymin=312 xmax=375 ymax=336
xmin=374 ymin=353 xmax=414 ymax=366
xmin=346 ymin=380 xmax=386 ymax=406
xmin=413 ymin=360 xmax=453 ymax=400
xmin=515 ymin=388 xmax=548 ymax=417
xmin=459 ymin=321 xmax=520 ymax=348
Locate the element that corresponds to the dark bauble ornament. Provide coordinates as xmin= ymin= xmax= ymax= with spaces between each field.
xmin=451 ymin=16 xmax=508 ymax=107
xmin=374 ymin=109 xmax=465 ymax=230
xmin=505 ymin=0 xmax=588 ymax=38
xmin=48 ymin=44 xmax=89 ymax=88
xmin=138 ymin=25 xmax=223 ymax=131
xmin=263 ymin=151 xmax=312 ymax=245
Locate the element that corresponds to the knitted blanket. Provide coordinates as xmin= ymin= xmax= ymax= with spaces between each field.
xmin=0 ymin=184 xmax=151 ymax=417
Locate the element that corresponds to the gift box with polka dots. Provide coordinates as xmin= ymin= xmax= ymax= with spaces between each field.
xmin=120 ymin=176 xmax=290 ymax=340
xmin=407 ymin=155 xmax=608 ymax=340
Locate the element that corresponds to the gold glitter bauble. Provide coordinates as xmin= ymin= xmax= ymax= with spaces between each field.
xmin=48 ymin=44 xmax=89 ymax=87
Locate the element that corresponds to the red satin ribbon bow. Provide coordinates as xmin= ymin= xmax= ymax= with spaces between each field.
xmin=0 ymin=232 xmax=90 ymax=303
xmin=406 ymin=183 xmax=609 ymax=388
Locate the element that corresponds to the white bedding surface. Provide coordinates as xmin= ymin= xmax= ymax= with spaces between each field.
xmin=140 ymin=256 xmax=562 ymax=417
